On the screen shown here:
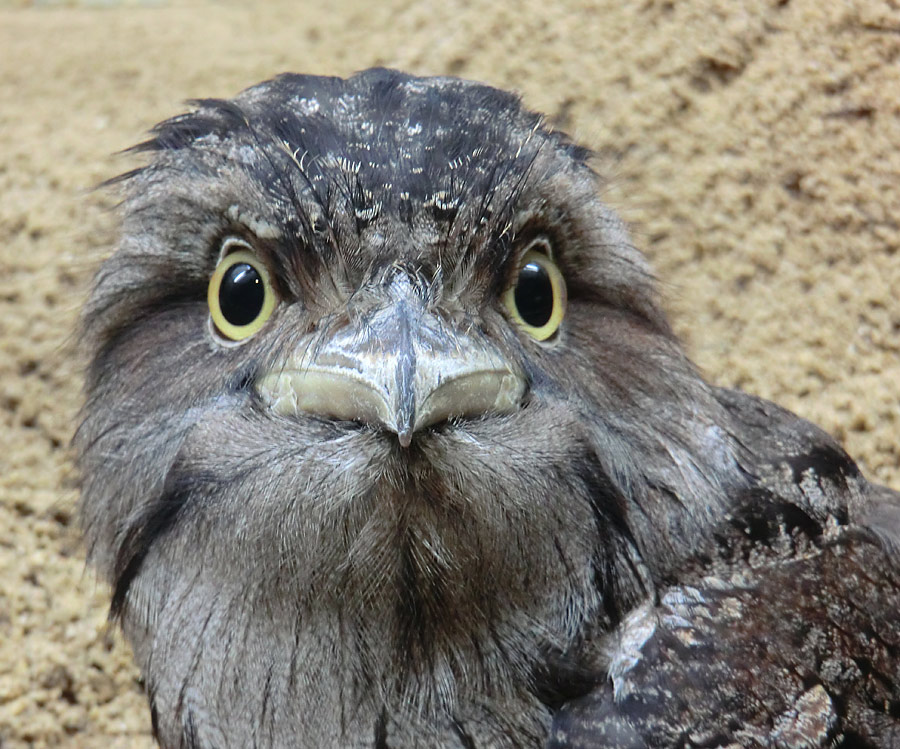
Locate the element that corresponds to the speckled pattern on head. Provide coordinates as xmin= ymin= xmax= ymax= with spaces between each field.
xmin=128 ymin=69 xmax=590 ymax=284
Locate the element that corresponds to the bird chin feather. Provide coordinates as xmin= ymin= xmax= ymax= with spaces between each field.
xmin=111 ymin=412 xmax=607 ymax=731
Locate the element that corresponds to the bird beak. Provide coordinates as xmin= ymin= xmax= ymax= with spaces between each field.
xmin=256 ymin=275 xmax=526 ymax=446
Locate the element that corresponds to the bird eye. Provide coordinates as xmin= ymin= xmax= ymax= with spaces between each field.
xmin=502 ymin=245 xmax=566 ymax=341
xmin=207 ymin=247 xmax=276 ymax=342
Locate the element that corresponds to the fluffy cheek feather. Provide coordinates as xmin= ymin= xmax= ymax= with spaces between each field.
xmin=106 ymin=396 xmax=622 ymax=735
xmin=127 ymin=401 xmax=607 ymax=611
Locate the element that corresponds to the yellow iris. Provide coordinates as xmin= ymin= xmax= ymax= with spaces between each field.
xmin=502 ymin=247 xmax=566 ymax=341
xmin=208 ymin=248 xmax=276 ymax=342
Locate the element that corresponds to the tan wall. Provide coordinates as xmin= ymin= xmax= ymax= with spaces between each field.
xmin=1 ymin=1 xmax=897 ymax=745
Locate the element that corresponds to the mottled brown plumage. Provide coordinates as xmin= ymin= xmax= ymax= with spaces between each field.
xmin=77 ymin=69 xmax=900 ymax=748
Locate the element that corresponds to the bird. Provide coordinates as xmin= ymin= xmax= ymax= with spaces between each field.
xmin=76 ymin=68 xmax=900 ymax=748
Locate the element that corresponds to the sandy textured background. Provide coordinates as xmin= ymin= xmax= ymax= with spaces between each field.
xmin=1 ymin=0 xmax=898 ymax=746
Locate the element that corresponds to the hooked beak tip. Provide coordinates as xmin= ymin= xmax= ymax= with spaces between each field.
xmin=397 ymin=428 xmax=413 ymax=448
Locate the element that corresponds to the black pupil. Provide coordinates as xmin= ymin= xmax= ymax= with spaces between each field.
xmin=219 ymin=262 xmax=264 ymax=326
xmin=514 ymin=261 xmax=554 ymax=328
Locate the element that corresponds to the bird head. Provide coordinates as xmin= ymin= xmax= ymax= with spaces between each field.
xmin=77 ymin=70 xmax=750 ymax=721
